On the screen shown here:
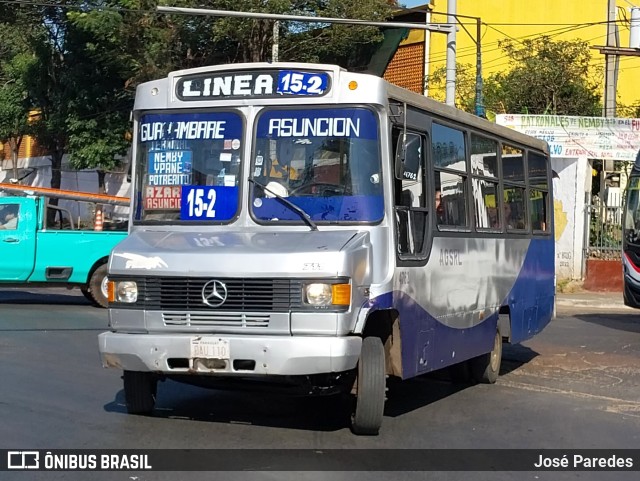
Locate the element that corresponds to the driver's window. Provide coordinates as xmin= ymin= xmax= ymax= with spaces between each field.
xmin=0 ymin=203 xmax=19 ymax=231
xmin=394 ymin=130 xmax=428 ymax=258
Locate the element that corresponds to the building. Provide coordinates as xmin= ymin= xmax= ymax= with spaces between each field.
xmin=386 ymin=1 xmax=640 ymax=114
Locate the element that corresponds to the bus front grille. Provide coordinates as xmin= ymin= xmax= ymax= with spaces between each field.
xmin=162 ymin=311 xmax=270 ymax=328
xmin=134 ymin=277 xmax=303 ymax=311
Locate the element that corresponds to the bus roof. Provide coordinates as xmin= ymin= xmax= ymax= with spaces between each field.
xmin=134 ymin=61 xmax=549 ymax=156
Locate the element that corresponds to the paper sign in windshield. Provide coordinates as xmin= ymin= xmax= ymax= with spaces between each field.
xmin=147 ymin=150 xmax=192 ymax=186
xmin=144 ymin=186 xmax=182 ymax=210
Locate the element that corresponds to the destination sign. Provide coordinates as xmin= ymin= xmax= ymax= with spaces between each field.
xmin=144 ymin=186 xmax=182 ymax=210
xmin=138 ymin=112 xmax=243 ymax=142
xmin=175 ymin=70 xmax=331 ymax=100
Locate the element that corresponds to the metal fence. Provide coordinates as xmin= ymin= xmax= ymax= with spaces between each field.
xmin=584 ymin=191 xmax=623 ymax=260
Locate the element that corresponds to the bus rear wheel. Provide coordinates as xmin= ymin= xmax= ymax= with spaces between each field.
xmin=351 ymin=336 xmax=386 ymax=435
xmin=123 ymin=370 xmax=157 ymax=414
xmin=469 ymin=329 xmax=502 ymax=384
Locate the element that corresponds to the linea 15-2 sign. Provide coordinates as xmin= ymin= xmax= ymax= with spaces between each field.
xmin=175 ymin=70 xmax=330 ymax=100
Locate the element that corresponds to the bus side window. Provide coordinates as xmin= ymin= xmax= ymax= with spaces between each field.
xmin=434 ymin=170 xmax=468 ymax=227
xmin=432 ymin=122 xmax=468 ymax=229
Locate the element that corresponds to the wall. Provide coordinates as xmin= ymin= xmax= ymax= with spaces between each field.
xmin=392 ymin=2 xmax=640 ymax=110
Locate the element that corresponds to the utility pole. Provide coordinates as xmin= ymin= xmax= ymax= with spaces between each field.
xmin=475 ymin=17 xmax=484 ymax=117
xmin=603 ymin=0 xmax=618 ymax=117
xmin=445 ymin=0 xmax=457 ymax=106
xmin=272 ymin=20 xmax=279 ymax=62
xmin=158 ymin=5 xmax=457 ymax=104
xmin=423 ymin=8 xmax=432 ymax=97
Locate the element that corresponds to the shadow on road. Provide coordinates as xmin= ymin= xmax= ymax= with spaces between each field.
xmin=105 ymin=385 xmax=352 ymax=432
xmin=573 ymin=313 xmax=640 ymax=335
xmin=103 ymin=344 xmax=540 ymax=432
xmin=501 ymin=344 xmax=539 ymax=375
xmin=0 ymin=288 xmax=92 ymax=306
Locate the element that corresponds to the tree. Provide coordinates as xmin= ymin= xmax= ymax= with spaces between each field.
xmin=1 ymin=0 xmax=396 ymax=196
xmin=425 ymin=37 xmax=602 ymax=118
xmin=4 ymin=2 xmax=77 ymax=192
xmin=0 ymin=35 xmax=35 ymax=182
xmin=486 ymin=36 xmax=602 ymax=116
xmin=425 ymin=63 xmax=497 ymax=115
xmin=0 ymin=55 xmax=32 ymax=179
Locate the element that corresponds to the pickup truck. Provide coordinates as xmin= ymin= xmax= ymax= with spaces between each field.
xmin=0 ymin=186 xmax=128 ymax=307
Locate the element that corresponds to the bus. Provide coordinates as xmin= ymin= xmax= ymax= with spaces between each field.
xmin=622 ymin=150 xmax=640 ymax=307
xmin=98 ymin=62 xmax=555 ymax=435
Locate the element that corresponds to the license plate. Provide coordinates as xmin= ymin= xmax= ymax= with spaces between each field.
xmin=190 ymin=337 xmax=230 ymax=359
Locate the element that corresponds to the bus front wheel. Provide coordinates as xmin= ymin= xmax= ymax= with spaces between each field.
xmin=123 ymin=371 xmax=157 ymax=415
xmin=86 ymin=264 xmax=109 ymax=308
xmin=469 ymin=329 xmax=502 ymax=384
xmin=351 ymin=336 xmax=386 ymax=435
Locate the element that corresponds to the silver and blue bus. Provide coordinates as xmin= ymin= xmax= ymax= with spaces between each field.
xmin=99 ymin=63 xmax=555 ymax=435
xmin=623 ymin=150 xmax=640 ymax=307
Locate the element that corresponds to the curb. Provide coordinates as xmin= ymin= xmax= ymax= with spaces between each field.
xmin=555 ymin=299 xmax=632 ymax=310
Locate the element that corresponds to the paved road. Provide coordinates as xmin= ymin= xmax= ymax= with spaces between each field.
xmin=0 ymin=288 xmax=639 ymax=480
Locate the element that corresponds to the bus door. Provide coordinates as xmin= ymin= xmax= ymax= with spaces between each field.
xmin=393 ymin=128 xmax=436 ymax=374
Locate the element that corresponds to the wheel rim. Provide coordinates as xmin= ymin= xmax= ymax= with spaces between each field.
xmin=100 ymin=275 xmax=109 ymax=298
xmin=490 ymin=332 xmax=501 ymax=371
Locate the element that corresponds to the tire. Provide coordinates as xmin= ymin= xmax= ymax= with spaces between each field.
xmin=87 ymin=264 xmax=109 ymax=308
xmin=123 ymin=370 xmax=157 ymax=415
xmin=80 ymin=287 xmax=94 ymax=304
xmin=469 ymin=329 xmax=502 ymax=384
xmin=351 ymin=337 xmax=386 ymax=435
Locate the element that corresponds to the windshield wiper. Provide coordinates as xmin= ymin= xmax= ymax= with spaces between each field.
xmin=248 ymin=178 xmax=318 ymax=231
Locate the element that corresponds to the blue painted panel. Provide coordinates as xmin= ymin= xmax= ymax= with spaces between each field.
xmin=254 ymin=194 xmax=384 ymax=222
xmin=367 ymin=237 xmax=554 ymax=380
xmin=506 ymin=238 xmax=555 ymax=343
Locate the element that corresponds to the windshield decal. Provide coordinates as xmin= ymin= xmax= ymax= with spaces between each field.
xmin=181 ymin=186 xmax=238 ymax=221
xmin=114 ymin=252 xmax=168 ymax=269
xmin=257 ymin=109 xmax=378 ymax=140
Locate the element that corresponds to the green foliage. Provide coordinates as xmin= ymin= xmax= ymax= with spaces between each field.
xmin=425 ymin=63 xmax=498 ymax=115
xmin=487 ymin=36 xmax=602 ymax=116
xmin=0 ymin=54 xmax=34 ymax=142
xmin=1 ymin=0 xmax=394 ymax=183
xmin=426 ymin=37 xmax=602 ymax=117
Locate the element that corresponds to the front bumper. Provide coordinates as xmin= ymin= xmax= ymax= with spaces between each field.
xmin=98 ymin=332 xmax=362 ymax=376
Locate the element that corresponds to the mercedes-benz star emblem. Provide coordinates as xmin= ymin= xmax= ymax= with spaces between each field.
xmin=202 ymin=280 xmax=228 ymax=307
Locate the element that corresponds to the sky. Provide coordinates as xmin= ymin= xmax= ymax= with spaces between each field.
xmin=401 ymin=1 xmax=429 ymax=8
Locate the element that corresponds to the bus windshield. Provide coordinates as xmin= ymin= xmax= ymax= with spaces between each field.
xmin=624 ymin=175 xmax=640 ymax=244
xmin=250 ymin=107 xmax=384 ymax=224
xmin=134 ymin=111 xmax=243 ymax=223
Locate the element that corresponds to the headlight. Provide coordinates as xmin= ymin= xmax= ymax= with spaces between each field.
xmin=305 ymin=283 xmax=332 ymax=306
xmin=304 ymin=282 xmax=351 ymax=307
xmin=109 ymin=281 xmax=138 ymax=303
